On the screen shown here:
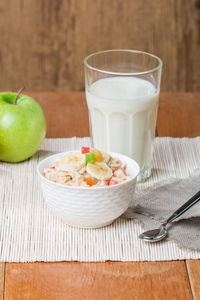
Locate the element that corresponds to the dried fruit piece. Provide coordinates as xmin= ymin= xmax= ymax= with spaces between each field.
xmin=85 ymin=177 xmax=95 ymax=186
xmin=81 ymin=146 xmax=90 ymax=154
xmin=121 ymin=168 xmax=127 ymax=176
xmin=108 ymin=179 xmax=118 ymax=186
xmin=85 ymin=152 xmax=95 ymax=164
xmin=114 ymin=168 xmax=127 ymax=177
xmin=91 ymin=148 xmax=103 ymax=162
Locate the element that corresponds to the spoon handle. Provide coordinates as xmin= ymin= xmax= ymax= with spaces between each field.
xmin=164 ymin=190 xmax=200 ymax=225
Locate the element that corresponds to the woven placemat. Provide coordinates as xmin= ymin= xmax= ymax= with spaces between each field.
xmin=0 ymin=137 xmax=200 ymax=262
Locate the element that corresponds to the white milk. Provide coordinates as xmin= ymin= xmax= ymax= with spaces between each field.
xmin=86 ymin=77 xmax=159 ymax=174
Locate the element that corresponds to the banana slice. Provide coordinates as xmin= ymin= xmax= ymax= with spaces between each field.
xmin=86 ymin=162 xmax=112 ymax=180
xmin=101 ymin=151 xmax=111 ymax=164
xmin=56 ymin=153 xmax=86 ymax=171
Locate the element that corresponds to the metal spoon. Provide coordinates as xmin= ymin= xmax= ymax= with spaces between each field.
xmin=139 ymin=190 xmax=200 ymax=242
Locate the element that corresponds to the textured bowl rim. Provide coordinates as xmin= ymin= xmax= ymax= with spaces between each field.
xmin=37 ymin=151 xmax=140 ymax=191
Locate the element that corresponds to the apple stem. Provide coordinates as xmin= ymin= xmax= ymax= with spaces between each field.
xmin=14 ymin=87 xmax=25 ymax=105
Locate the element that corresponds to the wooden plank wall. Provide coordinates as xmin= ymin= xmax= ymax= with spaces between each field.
xmin=0 ymin=0 xmax=199 ymax=92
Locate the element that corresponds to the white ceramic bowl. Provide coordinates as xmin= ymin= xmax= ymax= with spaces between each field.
xmin=37 ymin=151 xmax=140 ymax=228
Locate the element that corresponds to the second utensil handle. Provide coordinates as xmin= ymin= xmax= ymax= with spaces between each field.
xmin=165 ymin=190 xmax=200 ymax=225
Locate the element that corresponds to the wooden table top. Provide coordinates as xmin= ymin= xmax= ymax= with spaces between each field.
xmin=2 ymin=92 xmax=200 ymax=300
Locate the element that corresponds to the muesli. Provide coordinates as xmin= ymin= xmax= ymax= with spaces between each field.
xmin=43 ymin=147 xmax=132 ymax=187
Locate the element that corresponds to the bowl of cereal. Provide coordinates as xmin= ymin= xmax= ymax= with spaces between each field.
xmin=37 ymin=147 xmax=140 ymax=228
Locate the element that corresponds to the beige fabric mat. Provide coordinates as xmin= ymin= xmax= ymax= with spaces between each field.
xmin=0 ymin=137 xmax=200 ymax=262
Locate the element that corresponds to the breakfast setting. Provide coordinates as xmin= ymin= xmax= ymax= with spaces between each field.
xmin=0 ymin=1 xmax=200 ymax=299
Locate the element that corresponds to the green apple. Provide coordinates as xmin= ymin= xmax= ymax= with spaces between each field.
xmin=0 ymin=90 xmax=46 ymax=162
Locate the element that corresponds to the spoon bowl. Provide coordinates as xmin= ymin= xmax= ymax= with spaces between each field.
xmin=139 ymin=225 xmax=167 ymax=242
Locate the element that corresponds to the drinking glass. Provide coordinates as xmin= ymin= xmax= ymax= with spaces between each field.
xmin=84 ymin=50 xmax=162 ymax=182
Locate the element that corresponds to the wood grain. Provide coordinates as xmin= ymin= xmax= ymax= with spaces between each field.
xmin=186 ymin=260 xmax=200 ymax=300
xmin=5 ymin=261 xmax=192 ymax=300
xmin=27 ymin=92 xmax=89 ymax=138
xmin=25 ymin=92 xmax=200 ymax=138
xmin=0 ymin=264 xmax=5 ymax=300
xmin=157 ymin=93 xmax=200 ymax=137
xmin=0 ymin=0 xmax=199 ymax=92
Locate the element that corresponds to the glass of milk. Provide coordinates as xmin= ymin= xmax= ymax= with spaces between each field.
xmin=84 ymin=50 xmax=162 ymax=182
